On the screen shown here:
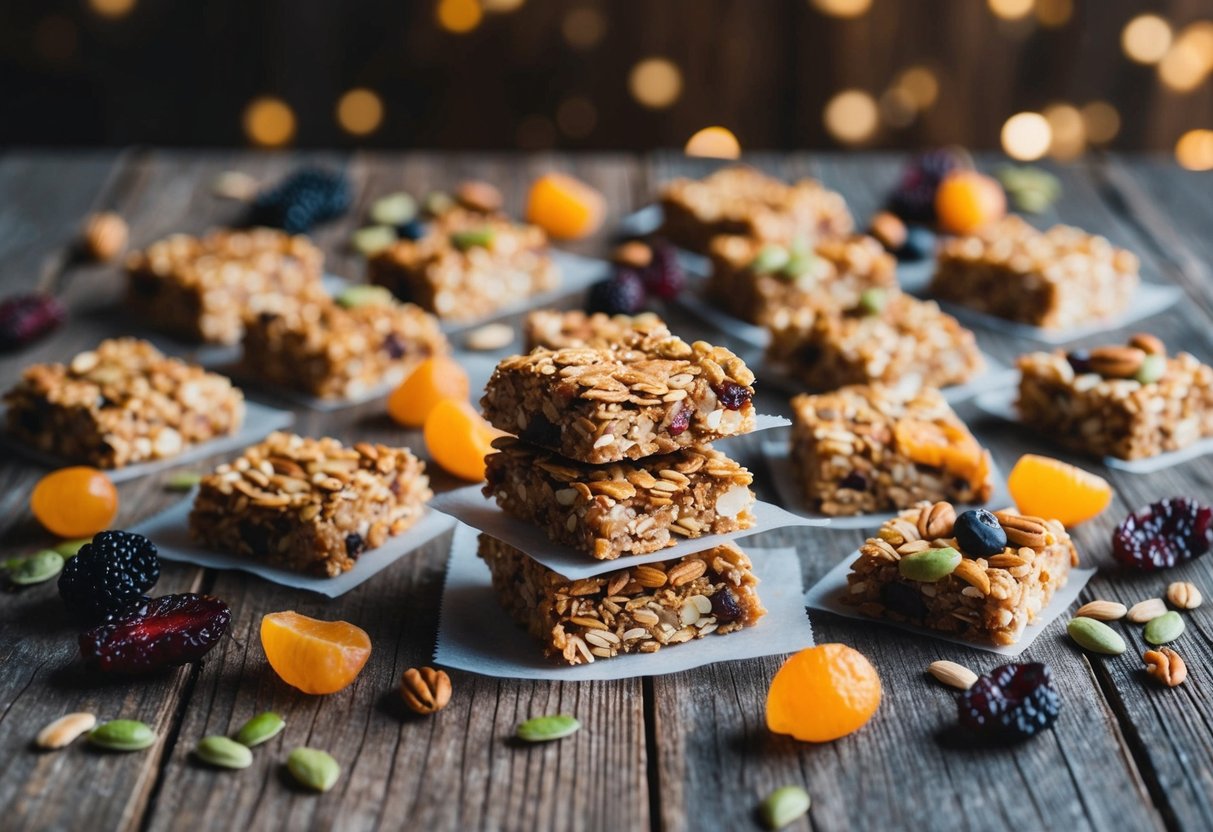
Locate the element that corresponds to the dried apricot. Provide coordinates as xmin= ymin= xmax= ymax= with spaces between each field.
xmin=526 ymin=173 xmax=605 ymax=240
xmin=1008 ymin=454 xmax=1111 ymax=527
xmin=424 ymin=399 xmax=505 ymax=481
xmin=30 ymin=466 xmax=119 ymax=538
xmin=935 ymin=171 xmax=1005 ymax=235
xmin=260 ymin=611 xmax=371 ymax=695
xmin=893 ymin=419 xmax=989 ymax=487
xmin=766 ymin=644 xmax=881 ymax=742
xmin=387 ymin=357 xmax=470 ymax=428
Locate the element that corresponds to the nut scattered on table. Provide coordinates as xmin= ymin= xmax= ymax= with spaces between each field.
xmin=211 ymin=170 xmax=259 ymax=201
xmin=1075 ymin=600 xmax=1128 ymax=621
xmin=35 ymin=712 xmax=97 ymax=750
xmin=464 ymin=322 xmax=514 ymax=351
xmin=1127 ymin=598 xmax=1168 ymax=623
xmin=927 ymin=660 xmax=978 ymax=690
xmin=1143 ymin=647 xmax=1187 ymax=687
xmin=82 ymin=212 xmax=128 ymax=262
xmin=401 ymin=666 xmax=452 ymax=715
xmin=1166 ymin=581 xmax=1202 ymax=610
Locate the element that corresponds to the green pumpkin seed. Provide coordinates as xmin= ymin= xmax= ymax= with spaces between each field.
xmin=89 ymin=719 xmax=156 ymax=752
xmin=336 ymin=284 xmax=395 ymax=309
xmin=516 ymin=714 xmax=581 ymax=743
xmin=781 ymin=251 xmax=820 ymax=280
xmin=350 ymin=226 xmax=398 ymax=257
xmin=897 ymin=547 xmax=961 ymax=582
xmin=1135 ymin=354 xmax=1166 ymax=385
xmin=287 ymin=747 xmax=340 ymax=792
xmin=369 ymin=192 xmax=418 ymax=226
xmin=54 ymin=538 xmax=92 ymax=557
xmin=7 ymin=550 xmax=65 ymax=585
xmin=234 ymin=712 xmax=285 ymax=747
xmin=1144 ymin=611 xmax=1185 ymax=645
xmin=1067 ymin=617 xmax=1126 ymax=655
xmin=423 ymin=191 xmax=454 ymax=217
xmin=450 ymin=227 xmax=496 ymax=251
xmin=195 ymin=735 xmax=253 ymax=770
xmin=748 ymin=245 xmax=789 ymax=274
xmin=858 ymin=287 xmax=887 ymax=315
xmin=165 ymin=472 xmax=202 ymax=492
xmin=760 ymin=785 xmax=811 ymax=830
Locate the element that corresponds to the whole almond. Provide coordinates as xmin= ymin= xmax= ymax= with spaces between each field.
xmin=1166 ymin=581 xmax=1202 ymax=610
xmin=1127 ymin=332 xmax=1166 ymax=357
xmin=401 ymin=667 xmax=452 ymax=715
xmin=1088 ymin=345 xmax=1146 ymax=379
xmin=928 ymin=660 xmax=978 ymax=690
xmin=36 ymin=712 xmax=97 ymax=750
xmin=82 ymin=212 xmax=128 ymax=261
xmin=1075 ymin=600 xmax=1127 ymax=621
xmin=464 ymin=323 xmax=514 ymax=351
xmin=1127 ymin=597 xmax=1168 ymax=623
xmin=1144 ymin=647 xmax=1187 ymax=687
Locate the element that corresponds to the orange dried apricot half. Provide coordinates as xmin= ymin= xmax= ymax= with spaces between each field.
xmin=1008 ymin=454 xmax=1112 ymax=527
xmin=526 ymin=173 xmax=605 ymax=240
xmin=260 ymin=611 xmax=372 ymax=695
xmin=387 ymin=356 xmax=470 ymax=428
xmin=424 ymin=399 xmax=505 ymax=481
xmin=935 ymin=171 xmax=1006 ymax=235
xmin=30 ymin=466 xmax=119 ymax=538
xmin=893 ymin=419 xmax=989 ymax=488
xmin=766 ymin=643 xmax=882 ymax=742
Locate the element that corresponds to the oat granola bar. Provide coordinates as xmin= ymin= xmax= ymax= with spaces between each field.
xmin=481 ymin=333 xmax=757 ymax=464
xmin=241 ymin=296 xmax=447 ymax=399
xmin=842 ymin=503 xmax=1077 ymax=646
xmin=189 ymin=431 xmax=431 ymax=577
xmin=930 ymin=215 xmax=1140 ymax=329
xmin=768 ymin=290 xmax=984 ymax=391
xmin=1016 ymin=336 xmax=1213 ymax=460
xmin=478 ymin=534 xmax=765 ymax=665
xmin=522 ymin=310 xmax=670 ymax=352
xmin=125 ymin=228 xmax=325 ymax=345
xmin=369 ymin=207 xmax=559 ymax=321
xmin=791 ymin=385 xmax=993 ymax=516
xmin=706 ymin=234 xmax=896 ymax=327
xmin=3 ymin=338 xmax=244 ymax=469
xmin=658 ymin=166 xmax=853 ymax=252
xmin=484 ymin=436 xmax=755 ymax=560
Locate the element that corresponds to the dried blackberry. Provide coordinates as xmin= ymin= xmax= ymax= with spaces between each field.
xmin=0 ymin=293 xmax=67 ymax=352
xmin=586 ymin=270 xmax=646 ymax=315
xmin=640 ymin=242 xmax=686 ymax=300
xmin=888 ymin=148 xmax=966 ymax=222
xmin=79 ymin=593 xmax=230 ymax=674
xmin=58 ymin=531 xmax=161 ymax=624
xmin=958 ymin=662 xmax=1060 ymax=741
xmin=1113 ymin=497 xmax=1213 ymax=571
xmin=249 ymin=168 xmax=352 ymax=234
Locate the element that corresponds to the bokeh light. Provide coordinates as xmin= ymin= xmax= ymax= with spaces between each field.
xmin=1034 ymin=0 xmax=1072 ymax=28
xmin=435 ymin=0 xmax=482 ymax=34
xmin=988 ymin=0 xmax=1033 ymax=21
xmin=824 ymin=90 xmax=879 ymax=144
xmin=1081 ymin=101 xmax=1121 ymax=145
xmin=556 ymin=96 xmax=597 ymax=138
xmin=1001 ymin=112 xmax=1052 ymax=160
xmin=1122 ymin=15 xmax=1172 ymax=64
xmin=1175 ymin=129 xmax=1213 ymax=170
xmin=336 ymin=88 xmax=384 ymax=136
xmin=88 ymin=0 xmax=136 ymax=19
xmin=629 ymin=58 xmax=683 ymax=109
xmin=809 ymin=0 xmax=872 ymax=19
xmin=243 ymin=97 xmax=296 ymax=148
xmin=1159 ymin=22 xmax=1213 ymax=92
xmin=896 ymin=66 xmax=939 ymax=111
xmin=482 ymin=0 xmax=525 ymax=12
xmin=879 ymin=88 xmax=917 ymax=129
xmin=685 ymin=127 xmax=741 ymax=159
xmin=562 ymin=7 xmax=606 ymax=49
xmin=1044 ymin=102 xmax=1085 ymax=159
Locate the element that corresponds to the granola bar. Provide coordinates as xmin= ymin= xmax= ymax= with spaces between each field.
xmin=125 ymin=228 xmax=325 ymax=345
xmin=484 ymin=436 xmax=755 ymax=560
xmin=240 ymin=296 xmax=447 ymax=399
xmin=189 ymin=432 xmax=431 ymax=577
xmin=3 ymin=338 xmax=244 ymax=469
xmin=791 ymin=385 xmax=994 ymax=516
xmin=930 ymin=215 xmax=1140 ymax=329
xmin=522 ymin=310 xmax=669 ymax=352
xmin=368 ymin=207 xmax=559 ymax=321
xmin=481 ymin=333 xmax=757 ymax=464
xmin=478 ymin=534 xmax=765 ymax=665
xmin=767 ymin=290 xmax=984 ymax=391
xmin=1016 ymin=336 xmax=1213 ymax=460
xmin=706 ymin=234 xmax=896 ymax=326
xmin=842 ymin=503 xmax=1077 ymax=646
xmin=658 ymin=166 xmax=853 ymax=252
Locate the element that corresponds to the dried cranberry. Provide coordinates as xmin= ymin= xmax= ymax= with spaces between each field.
xmin=0 ymin=293 xmax=66 ymax=352
xmin=838 ymin=472 xmax=868 ymax=491
xmin=958 ymin=662 xmax=1060 ymax=741
xmin=383 ymin=333 xmax=407 ymax=359
xmin=1113 ymin=497 xmax=1213 ymax=571
xmin=667 ymin=404 xmax=692 ymax=436
xmin=880 ymin=582 xmax=927 ymax=621
xmin=709 ymin=587 xmax=742 ymax=622
xmin=79 ymin=593 xmax=230 ymax=674
xmin=711 ymin=381 xmax=752 ymax=411
xmin=1065 ymin=350 xmax=1092 ymax=374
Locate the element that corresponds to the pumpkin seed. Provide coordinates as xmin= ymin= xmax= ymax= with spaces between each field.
xmin=1134 ymin=354 xmax=1166 ymax=385
xmin=858 ymin=287 xmax=887 ymax=315
xmin=516 ymin=714 xmax=581 ymax=743
xmin=369 ymin=192 xmax=417 ymax=226
xmin=195 ymin=735 xmax=253 ymax=770
xmin=336 ymin=283 xmax=394 ymax=309
xmin=349 ymin=226 xmax=397 ymax=257
xmin=781 ymin=251 xmax=819 ymax=280
xmin=165 ymin=472 xmax=202 ymax=492
xmin=234 ymin=712 xmax=285 ymax=747
xmin=423 ymin=191 xmax=454 ymax=217
xmin=760 ymin=785 xmax=811 ymax=830
xmin=1067 ymin=617 xmax=1126 ymax=655
xmin=7 ymin=550 xmax=64 ymax=585
xmin=450 ymin=227 xmax=495 ymax=251
xmin=1144 ymin=611 xmax=1185 ymax=645
xmin=897 ymin=547 xmax=961 ymax=582
xmin=748 ymin=245 xmax=789 ymax=275
xmin=287 ymin=747 xmax=340 ymax=792
xmin=88 ymin=719 xmax=155 ymax=752
xmin=53 ymin=538 xmax=92 ymax=557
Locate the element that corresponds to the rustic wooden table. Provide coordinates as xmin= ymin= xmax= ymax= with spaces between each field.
xmin=1 ymin=151 xmax=1211 ymax=832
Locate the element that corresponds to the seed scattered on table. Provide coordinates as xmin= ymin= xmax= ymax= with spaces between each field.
xmin=194 ymin=735 xmax=253 ymax=770
xmin=1067 ymin=617 xmax=1127 ymax=655
xmin=759 ymin=785 xmax=811 ymax=830
xmin=1144 ymin=611 xmax=1185 ymax=645
xmin=516 ymin=714 xmax=581 ymax=743
xmin=88 ymin=719 xmax=156 ymax=752
xmin=234 ymin=712 xmax=285 ymax=747
xmin=287 ymin=747 xmax=341 ymax=792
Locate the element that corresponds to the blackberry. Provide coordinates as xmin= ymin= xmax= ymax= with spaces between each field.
xmin=58 ymin=531 xmax=160 ymax=624
xmin=640 ymin=242 xmax=686 ymax=300
xmin=79 ymin=593 xmax=230 ymax=674
xmin=249 ymin=168 xmax=352 ymax=234
xmin=0 ymin=293 xmax=67 ymax=352
xmin=958 ymin=662 xmax=1060 ymax=741
xmin=1113 ymin=497 xmax=1213 ymax=571
xmin=888 ymin=148 xmax=966 ymax=222
xmin=586 ymin=270 xmax=646 ymax=315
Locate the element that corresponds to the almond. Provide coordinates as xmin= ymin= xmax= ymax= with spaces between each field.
xmin=927 ymin=660 xmax=978 ymax=690
xmin=1075 ymin=600 xmax=1128 ymax=621
xmin=1088 ymin=345 xmax=1146 ymax=379
xmin=1127 ymin=597 xmax=1167 ymax=623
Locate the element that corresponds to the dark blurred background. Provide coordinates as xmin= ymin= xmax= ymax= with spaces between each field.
xmin=3 ymin=0 xmax=1213 ymax=167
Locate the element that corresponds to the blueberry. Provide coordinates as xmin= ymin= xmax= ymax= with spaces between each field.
xmin=1065 ymin=350 xmax=1092 ymax=374
xmin=897 ymin=225 xmax=936 ymax=262
xmin=954 ymin=509 xmax=1007 ymax=557
xmin=838 ymin=472 xmax=868 ymax=491
xmin=396 ymin=219 xmax=428 ymax=241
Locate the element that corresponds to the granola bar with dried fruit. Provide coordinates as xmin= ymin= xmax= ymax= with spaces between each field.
xmin=768 ymin=290 xmax=984 ymax=392
xmin=842 ymin=503 xmax=1077 ymax=646
xmin=791 ymin=385 xmax=993 ymax=516
xmin=522 ymin=309 xmax=669 ymax=352
xmin=481 ymin=332 xmax=757 ymax=464
xmin=484 ymin=436 xmax=755 ymax=560
xmin=1016 ymin=335 xmax=1213 ymax=460
xmin=3 ymin=338 xmax=244 ymax=468
xmin=188 ymin=432 xmax=431 ymax=577
xmin=477 ymin=534 xmax=765 ymax=665
xmin=930 ymin=215 xmax=1139 ymax=329
xmin=125 ymin=228 xmax=325 ymax=345
xmin=658 ymin=166 xmax=853 ymax=252
xmin=368 ymin=207 xmax=559 ymax=321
